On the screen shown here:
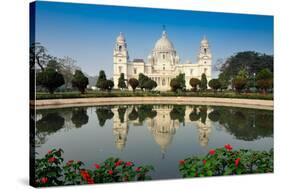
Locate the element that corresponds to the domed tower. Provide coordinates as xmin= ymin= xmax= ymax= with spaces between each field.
xmin=113 ymin=32 xmax=129 ymax=88
xmin=148 ymin=28 xmax=180 ymax=73
xmin=197 ymin=36 xmax=212 ymax=81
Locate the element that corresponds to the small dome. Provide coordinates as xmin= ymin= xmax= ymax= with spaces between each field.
xmin=116 ymin=32 xmax=125 ymax=42
xmin=153 ymin=30 xmax=175 ymax=52
xmin=201 ymin=35 xmax=208 ymax=44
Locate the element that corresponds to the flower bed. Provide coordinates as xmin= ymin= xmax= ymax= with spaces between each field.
xmin=179 ymin=144 xmax=273 ymax=177
xmin=34 ymin=149 xmax=154 ymax=187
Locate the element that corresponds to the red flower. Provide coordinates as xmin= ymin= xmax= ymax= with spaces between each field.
xmin=202 ymin=159 xmax=207 ymax=165
xmin=80 ymin=170 xmax=91 ymax=181
xmin=108 ymin=170 xmax=113 ymax=175
xmin=209 ymin=149 xmax=216 ymax=155
xmin=235 ymin=158 xmax=241 ymax=167
xmin=115 ymin=160 xmax=123 ymax=167
xmin=47 ymin=150 xmax=52 ymax=154
xmin=93 ymin=163 xmax=100 ymax=169
xmin=87 ymin=178 xmax=95 ymax=184
xmin=125 ymin=161 xmax=133 ymax=166
xmin=41 ymin=177 xmax=48 ymax=184
xmin=224 ymin=144 xmax=233 ymax=151
xmin=135 ymin=167 xmax=141 ymax=172
xmin=179 ymin=160 xmax=185 ymax=165
xmin=48 ymin=157 xmax=56 ymax=163
xmin=66 ymin=160 xmax=74 ymax=166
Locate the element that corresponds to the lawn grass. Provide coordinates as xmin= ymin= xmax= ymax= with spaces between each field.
xmin=35 ymin=90 xmax=273 ymax=100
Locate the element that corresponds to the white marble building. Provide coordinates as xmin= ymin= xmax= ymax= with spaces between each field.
xmin=113 ymin=29 xmax=212 ymax=91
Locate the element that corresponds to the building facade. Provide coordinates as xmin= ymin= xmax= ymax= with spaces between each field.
xmin=113 ymin=29 xmax=212 ymax=91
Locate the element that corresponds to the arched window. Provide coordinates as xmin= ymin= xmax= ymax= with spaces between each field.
xmin=134 ymin=68 xmax=137 ymax=74
xmin=163 ymin=54 xmax=165 ymax=59
xmin=119 ymin=45 xmax=122 ymax=51
xmin=204 ymin=48 xmax=207 ymax=54
xmin=162 ymin=79 xmax=166 ymax=86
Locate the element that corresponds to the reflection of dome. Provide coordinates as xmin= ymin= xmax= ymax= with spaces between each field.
xmin=113 ymin=123 xmax=128 ymax=151
xmin=153 ymin=30 xmax=175 ymax=52
xmin=115 ymin=139 xmax=126 ymax=151
xmin=197 ymin=122 xmax=211 ymax=147
xmin=153 ymin=131 xmax=174 ymax=153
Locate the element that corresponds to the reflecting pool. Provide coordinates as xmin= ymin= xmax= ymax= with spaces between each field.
xmin=35 ymin=104 xmax=273 ymax=179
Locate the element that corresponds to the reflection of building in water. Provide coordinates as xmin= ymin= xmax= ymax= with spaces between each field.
xmin=111 ymin=105 xmax=214 ymax=152
xmin=184 ymin=107 xmax=212 ymax=147
xmin=197 ymin=122 xmax=212 ymax=147
xmin=112 ymin=107 xmax=129 ymax=151
xmin=147 ymin=105 xmax=180 ymax=158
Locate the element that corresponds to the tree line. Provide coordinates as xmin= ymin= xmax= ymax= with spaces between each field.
xmin=33 ymin=43 xmax=273 ymax=95
xmin=32 ymin=43 xmax=89 ymax=94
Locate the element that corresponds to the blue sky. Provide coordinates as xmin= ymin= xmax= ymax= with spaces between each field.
xmin=33 ymin=1 xmax=273 ymax=78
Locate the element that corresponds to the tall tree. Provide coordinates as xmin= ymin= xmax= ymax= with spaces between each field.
xmin=170 ymin=73 xmax=186 ymax=92
xmin=59 ymin=56 xmax=80 ymax=89
xmin=218 ymin=73 xmax=229 ymax=91
xmin=96 ymin=70 xmax=107 ymax=90
xmin=208 ymin=79 xmax=221 ymax=92
xmin=256 ymin=68 xmax=273 ymax=94
xmin=138 ymin=73 xmax=148 ymax=90
xmin=118 ymin=73 xmax=127 ymax=90
xmin=176 ymin=73 xmax=186 ymax=90
xmin=219 ymin=51 xmax=273 ymax=85
xmin=105 ymin=80 xmax=114 ymax=91
xmin=30 ymin=42 xmax=50 ymax=70
xmin=233 ymin=69 xmax=248 ymax=93
xmin=200 ymin=73 xmax=208 ymax=91
xmin=36 ymin=67 xmax=65 ymax=94
xmin=72 ymin=70 xmax=89 ymax=94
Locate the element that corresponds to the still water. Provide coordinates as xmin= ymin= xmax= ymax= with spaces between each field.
xmin=35 ymin=104 xmax=273 ymax=179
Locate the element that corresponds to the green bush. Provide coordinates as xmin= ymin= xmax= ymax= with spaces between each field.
xmin=189 ymin=78 xmax=201 ymax=91
xmin=208 ymin=79 xmax=221 ymax=92
xmin=34 ymin=149 xmax=154 ymax=187
xmin=71 ymin=70 xmax=89 ymax=94
xmin=179 ymin=145 xmax=273 ymax=177
xmin=36 ymin=67 xmax=65 ymax=94
xmin=128 ymin=78 xmax=139 ymax=92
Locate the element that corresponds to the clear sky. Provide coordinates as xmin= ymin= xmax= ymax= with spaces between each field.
xmin=33 ymin=1 xmax=273 ymax=78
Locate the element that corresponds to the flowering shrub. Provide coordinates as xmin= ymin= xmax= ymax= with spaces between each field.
xmin=34 ymin=149 xmax=154 ymax=187
xmin=35 ymin=149 xmax=64 ymax=186
xmin=179 ymin=144 xmax=273 ymax=177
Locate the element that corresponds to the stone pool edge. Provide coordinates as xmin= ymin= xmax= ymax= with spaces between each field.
xmin=32 ymin=97 xmax=273 ymax=110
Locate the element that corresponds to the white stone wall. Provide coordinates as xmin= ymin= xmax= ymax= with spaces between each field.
xmin=112 ymin=32 xmax=212 ymax=91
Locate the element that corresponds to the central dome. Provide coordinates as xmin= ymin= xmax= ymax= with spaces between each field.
xmin=153 ymin=30 xmax=175 ymax=52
